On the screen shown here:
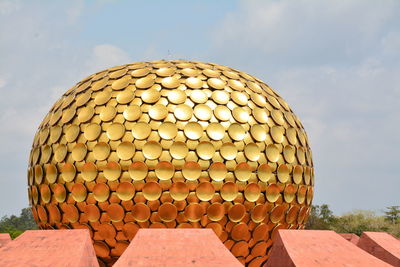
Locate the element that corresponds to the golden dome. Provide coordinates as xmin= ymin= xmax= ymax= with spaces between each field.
xmin=28 ymin=60 xmax=314 ymax=266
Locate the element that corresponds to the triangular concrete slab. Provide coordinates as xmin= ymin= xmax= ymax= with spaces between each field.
xmin=266 ymin=230 xmax=391 ymax=267
xmin=358 ymin=232 xmax=400 ymax=266
xmin=0 ymin=233 xmax=11 ymax=248
xmin=113 ymin=229 xmax=242 ymax=267
xmin=0 ymin=229 xmax=99 ymax=267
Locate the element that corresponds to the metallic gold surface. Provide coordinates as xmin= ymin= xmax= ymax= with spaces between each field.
xmin=28 ymin=60 xmax=314 ymax=266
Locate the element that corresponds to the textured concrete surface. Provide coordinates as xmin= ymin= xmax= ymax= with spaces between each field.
xmin=1 ymin=229 xmax=399 ymax=266
xmin=358 ymin=232 xmax=400 ymax=267
xmin=113 ymin=229 xmax=243 ymax=267
xmin=266 ymin=230 xmax=391 ymax=267
xmin=339 ymin=233 xmax=360 ymax=245
xmin=0 ymin=233 xmax=11 ymax=248
xmin=0 ymin=229 xmax=99 ymax=267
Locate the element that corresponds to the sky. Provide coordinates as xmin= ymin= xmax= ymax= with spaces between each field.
xmin=0 ymin=0 xmax=399 ymax=216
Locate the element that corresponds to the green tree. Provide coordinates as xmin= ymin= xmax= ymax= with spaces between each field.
xmin=0 ymin=208 xmax=37 ymax=239
xmin=384 ymin=206 xmax=400 ymax=224
xmin=305 ymin=204 xmax=336 ymax=230
xmin=305 ymin=205 xmax=400 ymax=238
xmin=330 ymin=210 xmax=389 ymax=236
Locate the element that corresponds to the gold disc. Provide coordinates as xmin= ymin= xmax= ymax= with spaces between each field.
xmin=170 ymin=141 xmax=188 ymax=160
xmin=184 ymin=122 xmax=203 ymax=140
xmin=65 ymin=124 xmax=80 ymax=143
xmin=234 ymin=162 xmax=252 ymax=182
xmin=207 ymin=78 xmax=226 ymax=89
xmin=244 ymin=183 xmax=261 ymax=202
xmin=184 ymin=203 xmax=204 ymax=222
xmin=158 ymin=203 xmax=178 ymax=222
xmin=266 ymin=144 xmax=280 ymax=163
xmin=93 ymin=142 xmax=110 ymax=161
xmin=182 ymin=161 xmax=201 ymax=181
xmin=258 ymin=164 xmax=273 ymax=183
xmin=228 ymin=123 xmax=245 ymax=141
xmin=141 ymin=88 xmax=161 ymax=104
xmin=220 ymin=143 xmax=237 ymax=160
xmin=149 ymin=104 xmax=168 ymax=120
xmin=123 ymin=105 xmax=142 ymax=121
xmin=174 ymin=104 xmax=193 ymax=121
xmin=221 ymin=182 xmax=238 ymax=201
xmin=142 ymin=141 xmax=162 ymax=160
xmin=244 ymin=143 xmax=260 ymax=161
xmin=142 ymin=181 xmax=162 ymax=201
xmin=82 ymin=162 xmax=97 ymax=182
xmin=168 ymin=89 xmax=186 ymax=104
xmin=209 ymin=162 xmax=227 ymax=181
xmin=214 ymin=106 xmax=231 ymax=121
xmin=206 ymin=122 xmax=225 ymax=141
xmin=170 ymin=182 xmax=189 ymax=201
xmin=117 ymin=142 xmax=135 ymax=160
xmin=132 ymin=122 xmax=151 ymax=140
xmin=99 ymin=106 xmax=117 ymax=122
xmin=93 ymin=183 xmax=110 ymax=202
xmin=71 ymin=183 xmax=87 ymax=202
xmin=194 ymin=104 xmax=212 ymax=121
xmin=84 ymin=123 xmax=101 ymax=141
xmin=61 ymin=163 xmax=76 ymax=182
xmin=158 ymin=122 xmax=178 ymax=140
xmin=207 ymin=203 xmax=225 ymax=221
xmin=155 ymin=161 xmax=175 ymax=180
xmin=196 ymin=141 xmax=215 ymax=160
xmin=106 ymin=123 xmax=125 ymax=140
xmin=104 ymin=161 xmax=121 ymax=181
xmin=117 ymin=182 xmax=135 ymax=201
xmin=196 ymin=182 xmax=215 ymax=201
xmin=71 ymin=143 xmax=87 ymax=162
xmin=129 ymin=161 xmax=148 ymax=181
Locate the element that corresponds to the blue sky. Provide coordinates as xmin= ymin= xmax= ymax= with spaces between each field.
xmin=0 ymin=0 xmax=399 ymax=216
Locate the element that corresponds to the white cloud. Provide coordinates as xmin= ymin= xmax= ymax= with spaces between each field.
xmin=66 ymin=0 xmax=84 ymax=24
xmin=213 ymin=0 xmax=400 ymax=68
xmin=0 ymin=77 xmax=6 ymax=88
xmin=85 ymin=44 xmax=131 ymax=74
xmin=0 ymin=0 xmax=21 ymax=15
xmin=0 ymin=1 xmax=131 ymax=216
xmin=212 ymin=0 xmax=400 ymax=214
xmin=381 ymin=31 xmax=400 ymax=54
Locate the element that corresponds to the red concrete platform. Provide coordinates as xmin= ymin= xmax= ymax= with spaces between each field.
xmin=0 ymin=233 xmax=11 ymax=248
xmin=358 ymin=232 xmax=400 ymax=266
xmin=113 ymin=229 xmax=242 ymax=267
xmin=339 ymin=233 xmax=360 ymax=245
xmin=266 ymin=230 xmax=391 ymax=267
xmin=0 ymin=229 xmax=99 ymax=267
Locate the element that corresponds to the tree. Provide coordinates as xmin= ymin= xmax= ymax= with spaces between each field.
xmin=330 ymin=210 xmax=389 ymax=236
xmin=384 ymin=206 xmax=400 ymax=224
xmin=305 ymin=205 xmax=400 ymax=238
xmin=305 ymin=204 xmax=336 ymax=230
xmin=0 ymin=208 xmax=37 ymax=238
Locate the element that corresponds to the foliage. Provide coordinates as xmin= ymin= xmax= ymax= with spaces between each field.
xmin=0 ymin=208 xmax=37 ymax=239
xmin=384 ymin=205 xmax=400 ymax=224
xmin=306 ymin=205 xmax=400 ymax=238
xmin=305 ymin=204 xmax=336 ymax=230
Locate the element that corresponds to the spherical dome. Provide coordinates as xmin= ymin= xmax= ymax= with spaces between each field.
xmin=28 ymin=60 xmax=314 ymax=266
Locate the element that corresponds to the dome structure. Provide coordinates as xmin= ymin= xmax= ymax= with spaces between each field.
xmin=28 ymin=60 xmax=314 ymax=266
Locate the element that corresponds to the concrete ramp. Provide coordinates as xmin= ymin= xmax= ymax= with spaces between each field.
xmin=0 ymin=233 xmax=11 ymax=248
xmin=358 ymin=232 xmax=400 ymax=266
xmin=339 ymin=233 xmax=360 ymax=244
xmin=0 ymin=229 xmax=99 ymax=267
xmin=113 ymin=229 xmax=242 ymax=267
xmin=266 ymin=230 xmax=391 ymax=267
